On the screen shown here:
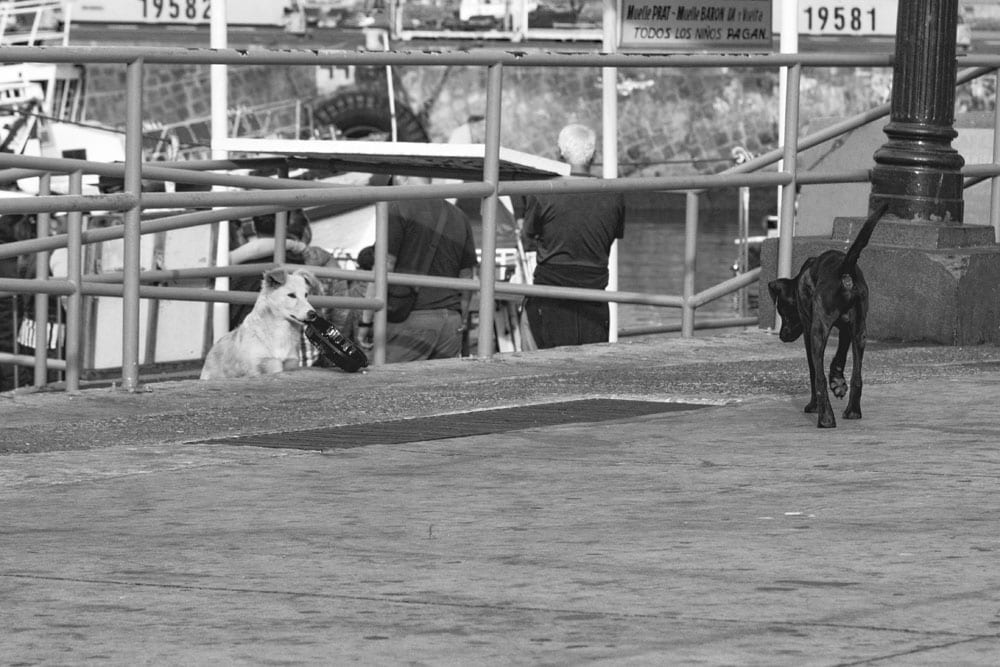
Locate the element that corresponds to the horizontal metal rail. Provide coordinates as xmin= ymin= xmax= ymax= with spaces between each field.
xmin=726 ymin=66 xmax=995 ymax=177
xmin=0 ymin=352 xmax=66 ymax=370
xmin=620 ymin=316 xmax=761 ymax=338
xmin=0 ymin=278 xmax=76 ymax=295
xmin=0 ymin=46 xmax=896 ymax=68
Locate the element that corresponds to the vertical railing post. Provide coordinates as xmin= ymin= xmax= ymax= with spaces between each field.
xmin=273 ymin=209 xmax=288 ymax=264
xmin=776 ymin=63 xmax=801 ymax=283
xmin=121 ymin=57 xmax=144 ymax=392
xmin=273 ymin=164 xmax=290 ymax=263
xmin=65 ymin=170 xmax=83 ymax=391
xmin=33 ymin=174 xmax=51 ymax=387
xmin=681 ymin=190 xmax=698 ymax=338
xmin=477 ymin=61 xmax=503 ymax=359
xmin=372 ymin=200 xmax=388 ymax=366
xmin=602 ymin=0 xmax=620 ymax=342
xmin=210 ymin=0 xmax=230 ymax=350
xmin=991 ymin=68 xmax=1000 ymax=242
xmin=736 ymin=183 xmax=750 ymax=318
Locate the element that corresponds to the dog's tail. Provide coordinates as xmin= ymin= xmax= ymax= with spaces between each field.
xmin=841 ymin=202 xmax=889 ymax=274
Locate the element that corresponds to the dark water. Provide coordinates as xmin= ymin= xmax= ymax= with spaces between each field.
xmin=484 ymin=190 xmax=770 ymax=332
xmin=616 ymin=204 xmax=757 ymax=331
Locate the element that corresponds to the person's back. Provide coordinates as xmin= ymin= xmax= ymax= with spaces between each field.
xmin=384 ymin=175 xmax=478 ymax=363
xmin=518 ymin=123 xmax=626 ymax=348
xmin=388 ymin=197 xmax=475 ymax=310
xmin=522 ymin=188 xmax=625 ymax=289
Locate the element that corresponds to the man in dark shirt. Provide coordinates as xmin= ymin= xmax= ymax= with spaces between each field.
xmin=519 ymin=124 xmax=626 ymax=348
xmin=382 ymin=175 xmax=478 ymax=363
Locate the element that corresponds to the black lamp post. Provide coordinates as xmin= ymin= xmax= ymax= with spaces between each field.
xmin=760 ymin=0 xmax=1000 ymax=344
xmin=870 ymin=0 xmax=964 ymax=222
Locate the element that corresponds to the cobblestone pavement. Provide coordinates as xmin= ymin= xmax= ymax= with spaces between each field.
xmin=2 ymin=331 xmax=999 ymax=664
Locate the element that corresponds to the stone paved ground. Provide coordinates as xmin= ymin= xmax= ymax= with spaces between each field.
xmin=2 ymin=332 xmax=999 ymax=664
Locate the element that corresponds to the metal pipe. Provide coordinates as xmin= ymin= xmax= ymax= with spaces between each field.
xmin=0 ymin=164 xmax=816 ymax=264
xmin=0 ymin=192 xmax=137 ymax=215
xmin=33 ymin=174 xmax=51 ymax=387
xmin=993 ymin=68 xmax=1000 ymax=242
xmin=78 ymin=282 xmax=378 ymax=310
xmin=65 ymin=171 xmax=83 ymax=391
xmin=0 ymin=183 xmax=488 ymax=215
xmin=0 ymin=205 xmax=289 ymax=262
xmin=692 ymin=268 xmax=762 ymax=308
xmin=139 ymin=182 xmax=496 ymax=209
xmin=373 ymin=201 xmax=389 ymax=366
xmin=477 ymin=62 xmax=503 ymax=359
xmin=0 ymin=352 xmax=67 ymax=371
xmin=797 ymin=170 xmax=871 ymax=185
xmin=80 ymin=262 xmax=687 ymax=307
xmin=0 ymin=152 xmax=336 ymax=190
xmin=121 ymin=57 xmax=144 ymax=393
xmin=619 ymin=316 xmax=760 ymax=338
xmin=273 ymin=210 xmax=287 ymax=264
xmin=0 ymin=279 xmax=76 ymax=295
xmin=0 ymin=274 xmax=690 ymax=306
xmin=498 ymin=171 xmax=791 ymax=196
xmin=0 ymin=155 xmax=874 ymax=205
xmin=724 ymin=68 xmax=992 ymax=179
xmin=84 ymin=263 xmax=288 ymax=283
xmin=602 ymin=0 xmax=619 ymax=343
xmin=681 ymin=191 xmax=698 ymax=337
xmin=776 ymin=64 xmax=801 ymax=283
xmin=0 ymin=169 xmax=804 ymax=224
xmin=0 ymin=45 xmax=895 ymax=69
xmin=736 ymin=184 xmax=750 ymax=317
xmin=75 ymin=275 xmax=686 ymax=308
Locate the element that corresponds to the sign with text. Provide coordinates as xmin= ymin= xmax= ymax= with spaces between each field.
xmin=618 ymin=0 xmax=773 ymax=52
xmin=798 ymin=1 xmax=897 ymax=36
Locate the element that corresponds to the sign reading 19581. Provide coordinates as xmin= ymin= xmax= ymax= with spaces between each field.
xmin=799 ymin=1 xmax=897 ymax=36
xmin=138 ymin=0 xmax=210 ymax=22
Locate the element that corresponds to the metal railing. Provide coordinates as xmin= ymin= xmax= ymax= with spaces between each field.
xmin=145 ymin=99 xmax=312 ymax=161
xmin=0 ymin=0 xmax=69 ymax=46
xmin=2 ymin=45 xmax=1000 ymax=393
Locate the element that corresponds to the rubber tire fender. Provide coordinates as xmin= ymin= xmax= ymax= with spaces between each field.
xmin=312 ymin=89 xmax=429 ymax=142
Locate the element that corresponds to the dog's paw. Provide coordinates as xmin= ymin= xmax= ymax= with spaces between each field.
xmin=843 ymin=407 xmax=862 ymax=420
xmin=804 ymin=400 xmax=817 ymax=413
xmin=829 ymin=375 xmax=848 ymax=399
xmin=817 ymin=413 xmax=837 ymax=428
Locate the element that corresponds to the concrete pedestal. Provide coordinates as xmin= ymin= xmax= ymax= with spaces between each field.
xmin=759 ymin=218 xmax=1000 ymax=345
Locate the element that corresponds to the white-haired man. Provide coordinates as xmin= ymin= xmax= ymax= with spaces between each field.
xmin=517 ymin=124 xmax=626 ymax=348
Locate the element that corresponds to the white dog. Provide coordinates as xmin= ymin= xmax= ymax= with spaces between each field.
xmin=200 ymin=268 xmax=319 ymax=380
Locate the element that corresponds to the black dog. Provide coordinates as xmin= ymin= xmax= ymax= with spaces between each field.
xmin=768 ymin=203 xmax=888 ymax=428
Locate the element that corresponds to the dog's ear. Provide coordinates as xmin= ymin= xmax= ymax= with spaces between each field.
xmin=263 ymin=268 xmax=288 ymax=289
xmin=768 ymin=279 xmax=795 ymax=304
xmin=296 ymin=269 xmax=322 ymax=295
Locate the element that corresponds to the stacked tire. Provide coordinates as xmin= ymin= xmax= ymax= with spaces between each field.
xmin=312 ymin=88 xmax=429 ymax=142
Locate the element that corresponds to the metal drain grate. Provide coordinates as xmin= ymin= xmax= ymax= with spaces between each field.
xmin=201 ymin=398 xmax=707 ymax=450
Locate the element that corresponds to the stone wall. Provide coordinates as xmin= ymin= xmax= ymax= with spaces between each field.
xmin=383 ymin=63 xmax=897 ymax=177
xmin=78 ymin=59 xmax=990 ymax=178
xmin=83 ymin=63 xmax=317 ymax=134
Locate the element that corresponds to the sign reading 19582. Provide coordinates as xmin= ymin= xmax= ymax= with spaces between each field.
xmin=138 ymin=0 xmax=210 ymax=22
xmin=799 ymin=1 xmax=897 ymax=36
